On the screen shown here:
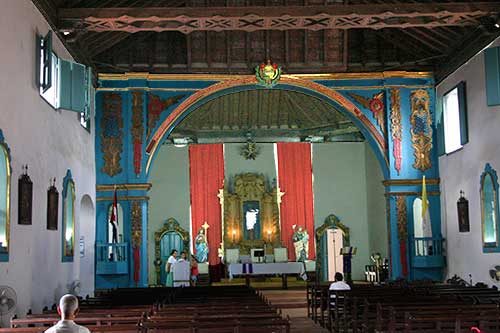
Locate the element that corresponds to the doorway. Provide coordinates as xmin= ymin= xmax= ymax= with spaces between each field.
xmin=327 ymin=228 xmax=344 ymax=281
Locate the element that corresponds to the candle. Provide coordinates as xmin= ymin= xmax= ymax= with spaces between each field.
xmin=267 ymin=230 xmax=272 ymax=242
xmin=232 ymin=229 xmax=236 ymax=243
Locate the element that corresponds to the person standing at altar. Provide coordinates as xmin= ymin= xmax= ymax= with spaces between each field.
xmin=173 ymin=251 xmax=190 ymax=287
xmin=191 ymin=256 xmax=199 ymax=286
xmin=165 ymin=249 xmax=178 ymax=287
xmin=195 ymin=228 xmax=209 ymax=263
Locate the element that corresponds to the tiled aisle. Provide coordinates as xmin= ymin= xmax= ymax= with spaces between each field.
xmin=260 ymin=289 xmax=329 ymax=333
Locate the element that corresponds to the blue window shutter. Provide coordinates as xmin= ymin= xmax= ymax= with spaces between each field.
xmin=457 ymin=81 xmax=468 ymax=145
xmin=83 ymin=67 xmax=92 ymax=120
xmin=485 ymin=47 xmax=500 ymax=106
xmin=59 ymin=59 xmax=72 ymax=110
xmin=436 ymin=96 xmax=445 ymax=156
xmin=71 ymin=62 xmax=86 ymax=113
xmin=59 ymin=59 xmax=88 ymax=113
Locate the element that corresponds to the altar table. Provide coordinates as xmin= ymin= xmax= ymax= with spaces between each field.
xmin=228 ymin=262 xmax=307 ymax=288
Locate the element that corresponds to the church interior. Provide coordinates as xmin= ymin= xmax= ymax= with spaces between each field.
xmin=1 ymin=0 xmax=500 ymax=331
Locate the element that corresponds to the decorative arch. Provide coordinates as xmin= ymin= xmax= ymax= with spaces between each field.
xmin=62 ymin=169 xmax=75 ymax=262
xmin=481 ymin=163 xmax=500 ymax=251
xmin=315 ymin=214 xmax=350 ymax=282
xmin=0 ymin=129 xmax=11 ymax=262
xmin=154 ymin=217 xmax=189 ymax=284
xmin=145 ymin=77 xmax=389 ymax=178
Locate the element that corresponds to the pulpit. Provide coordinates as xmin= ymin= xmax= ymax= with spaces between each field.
xmin=220 ymin=173 xmax=282 ymax=255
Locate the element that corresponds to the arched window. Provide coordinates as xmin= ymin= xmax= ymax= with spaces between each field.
xmin=62 ymin=170 xmax=75 ymax=262
xmin=0 ymin=130 xmax=11 ymax=262
xmin=481 ymin=163 xmax=499 ymax=251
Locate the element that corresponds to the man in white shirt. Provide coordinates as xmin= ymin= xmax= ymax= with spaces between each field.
xmin=329 ymin=272 xmax=350 ymax=308
xmin=329 ymin=272 xmax=351 ymax=291
xmin=44 ymin=294 xmax=90 ymax=333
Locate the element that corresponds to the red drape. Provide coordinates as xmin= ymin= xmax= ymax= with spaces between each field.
xmin=189 ymin=144 xmax=224 ymax=266
xmin=277 ymin=142 xmax=315 ymax=260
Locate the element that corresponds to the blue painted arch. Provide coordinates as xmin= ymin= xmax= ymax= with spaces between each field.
xmin=145 ymin=82 xmax=390 ymax=180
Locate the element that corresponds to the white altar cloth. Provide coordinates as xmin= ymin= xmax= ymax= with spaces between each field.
xmin=228 ymin=262 xmax=307 ymax=280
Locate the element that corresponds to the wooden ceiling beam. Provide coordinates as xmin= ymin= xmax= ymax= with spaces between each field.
xmin=57 ymin=2 xmax=500 ymax=33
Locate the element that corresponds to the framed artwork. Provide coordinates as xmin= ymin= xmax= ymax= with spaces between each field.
xmin=18 ymin=166 xmax=32 ymax=225
xmin=47 ymin=179 xmax=58 ymax=230
xmin=457 ymin=191 xmax=470 ymax=233
xmin=243 ymin=200 xmax=260 ymax=241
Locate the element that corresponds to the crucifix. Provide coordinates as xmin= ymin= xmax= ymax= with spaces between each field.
xmin=202 ymin=221 xmax=210 ymax=239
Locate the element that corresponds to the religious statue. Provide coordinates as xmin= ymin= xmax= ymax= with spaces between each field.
xmin=245 ymin=208 xmax=259 ymax=240
xmin=292 ymin=225 xmax=309 ymax=262
xmin=195 ymin=226 xmax=209 ymax=263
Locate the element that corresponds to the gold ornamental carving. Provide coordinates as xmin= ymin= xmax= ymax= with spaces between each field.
xmin=131 ymin=201 xmax=142 ymax=248
xmin=221 ymin=173 xmax=281 ymax=254
xmin=100 ymin=93 xmax=123 ymax=177
xmin=410 ymin=89 xmax=433 ymax=172
xmin=390 ymin=89 xmax=402 ymax=175
xmin=396 ymin=196 xmax=407 ymax=242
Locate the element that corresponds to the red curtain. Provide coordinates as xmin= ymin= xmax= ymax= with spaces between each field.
xmin=189 ymin=144 xmax=224 ymax=266
xmin=277 ymin=142 xmax=315 ymax=260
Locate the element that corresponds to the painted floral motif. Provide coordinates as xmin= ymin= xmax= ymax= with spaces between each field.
xmin=410 ymin=90 xmax=432 ymax=172
xmin=390 ymin=89 xmax=402 ymax=175
xmin=101 ymin=93 xmax=123 ymax=177
xmin=347 ymin=92 xmax=386 ymax=135
xmin=131 ymin=92 xmax=144 ymax=176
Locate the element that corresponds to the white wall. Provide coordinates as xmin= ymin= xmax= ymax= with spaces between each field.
xmin=0 ymin=0 xmax=96 ymax=319
xmin=437 ymin=37 xmax=500 ymax=287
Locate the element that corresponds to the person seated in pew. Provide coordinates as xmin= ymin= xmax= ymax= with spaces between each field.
xmin=44 ymin=294 xmax=90 ymax=333
xmin=329 ymin=273 xmax=351 ymax=308
xmin=173 ymin=251 xmax=191 ymax=287
xmin=329 ymin=272 xmax=350 ymax=291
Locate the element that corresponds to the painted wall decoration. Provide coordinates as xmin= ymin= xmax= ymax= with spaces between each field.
xmin=131 ymin=200 xmax=142 ymax=283
xmin=131 ymin=92 xmax=144 ymax=176
xmin=347 ymin=92 xmax=386 ymax=135
xmin=101 ymin=93 xmax=123 ymax=177
xmin=18 ymin=165 xmax=33 ymax=225
xmin=146 ymin=93 xmax=185 ymax=138
xmin=410 ymin=90 xmax=433 ymax=172
xmin=390 ymin=89 xmax=402 ymax=175
xmin=396 ymin=196 xmax=408 ymax=277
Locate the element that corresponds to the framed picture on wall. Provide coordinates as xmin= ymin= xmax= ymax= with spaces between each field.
xmin=18 ymin=166 xmax=33 ymax=225
xmin=47 ymin=179 xmax=58 ymax=230
xmin=457 ymin=191 xmax=470 ymax=232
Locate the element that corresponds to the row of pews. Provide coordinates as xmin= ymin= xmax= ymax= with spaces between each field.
xmin=3 ymin=286 xmax=290 ymax=333
xmin=307 ymin=282 xmax=500 ymax=333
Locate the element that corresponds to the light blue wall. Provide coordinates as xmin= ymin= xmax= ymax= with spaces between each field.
xmin=148 ymin=145 xmax=190 ymax=284
xmin=224 ymin=143 xmax=277 ymax=187
xmin=312 ymin=142 xmax=386 ymax=280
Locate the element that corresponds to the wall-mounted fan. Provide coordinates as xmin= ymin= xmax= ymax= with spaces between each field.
xmin=68 ymin=280 xmax=81 ymax=296
xmin=0 ymin=286 xmax=17 ymax=326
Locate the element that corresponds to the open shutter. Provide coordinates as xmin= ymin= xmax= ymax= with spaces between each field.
xmin=457 ymin=81 xmax=468 ymax=145
xmin=83 ymin=67 xmax=92 ymax=121
xmin=59 ymin=59 xmax=88 ymax=113
xmin=485 ymin=47 xmax=500 ymax=106
xmin=436 ymin=95 xmax=445 ymax=156
xmin=38 ymin=31 xmax=52 ymax=93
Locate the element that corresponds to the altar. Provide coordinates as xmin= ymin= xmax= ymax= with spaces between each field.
xmin=228 ymin=262 xmax=307 ymax=289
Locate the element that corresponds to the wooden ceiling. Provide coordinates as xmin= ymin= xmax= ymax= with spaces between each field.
xmin=170 ymin=89 xmax=362 ymax=142
xmin=33 ymin=0 xmax=500 ymax=81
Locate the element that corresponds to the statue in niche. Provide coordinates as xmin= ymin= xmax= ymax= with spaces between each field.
xmin=244 ymin=203 xmax=260 ymax=240
xmin=293 ymin=225 xmax=309 ymax=262
xmin=195 ymin=227 xmax=209 ymax=263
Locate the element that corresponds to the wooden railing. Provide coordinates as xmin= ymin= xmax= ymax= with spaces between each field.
xmin=96 ymin=242 xmax=129 ymax=275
